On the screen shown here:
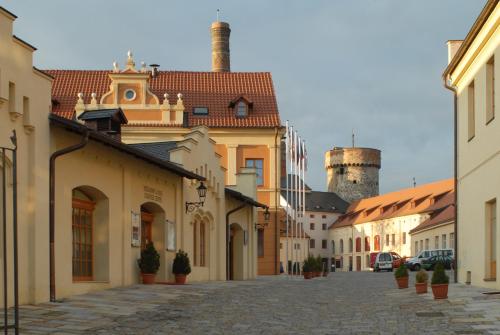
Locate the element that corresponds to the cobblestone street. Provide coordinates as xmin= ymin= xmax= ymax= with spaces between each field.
xmin=17 ymin=272 xmax=500 ymax=334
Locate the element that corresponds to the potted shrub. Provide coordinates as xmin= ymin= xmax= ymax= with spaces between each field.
xmin=314 ymin=255 xmax=323 ymax=277
xmin=302 ymin=259 xmax=312 ymax=279
xmin=137 ymin=242 xmax=160 ymax=284
xmin=431 ymin=262 xmax=449 ymax=299
xmin=415 ymin=269 xmax=428 ymax=294
xmin=172 ymin=249 xmax=191 ymax=284
xmin=394 ymin=263 xmax=409 ymax=289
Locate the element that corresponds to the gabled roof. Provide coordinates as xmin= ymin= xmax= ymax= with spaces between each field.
xmin=331 ymin=179 xmax=454 ymax=229
xmin=78 ymin=108 xmax=128 ymax=124
xmin=46 ymin=70 xmax=281 ymax=128
xmin=225 ymin=188 xmax=267 ymax=209
xmin=410 ymin=204 xmax=455 ymax=235
xmin=305 ymin=191 xmax=349 ymax=213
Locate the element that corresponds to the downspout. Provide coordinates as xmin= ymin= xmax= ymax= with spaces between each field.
xmin=274 ymin=127 xmax=279 ymax=274
xmin=226 ymin=203 xmax=247 ymax=280
xmin=444 ymin=77 xmax=458 ymax=284
xmin=49 ymin=129 xmax=89 ymax=302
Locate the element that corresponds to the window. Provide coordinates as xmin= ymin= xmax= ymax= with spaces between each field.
xmin=468 ymin=80 xmax=475 ymax=140
xmin=72 ymin=197 xmax=94 ymax=281
xmin=245 ymin=159 xmax=263 ymax=186
xmin=236 ymin=101 xmax=247 ymax=117
xmin=355 ymin=237 xmax=361 ymax=252
xmin=322 ymin=240 xmax=327 ymax=249
xmin=450 ymin=233 xmax=455 ymax=250
xmin=402 ymin=232 xmax=406 ymax=244
xmin=310 ymin=223 xmax=315 ymax=230
xmin=442 ymin=234 xmax=447 ymax=249
xmin=385 ymin=234 xmax=389 ymax=246
xmin=340 ymin=239 xmax=344 ymax=253
xmin=322 ymin=215 xmax=327 ymax=219
xmin=339 ymin=167 xmax=345 ymax=175
xmin=8 ymin=82 xmax=15 ymax=114
xmin=322 ymin=223 xmax=327 ymax=230
xmin=486 ymin=56 xmax=495 ymax=123
xmin=419 ymin=240 xmax=423 ymax=251
xmin=280 ymin=243 xmax=283 ymax=249
xmin=193 ymin=107 xmax=209 ymax=115
xmin=23 ymin=96 xmax=30 ymax=126
xmin=200 ymin=221 xmax=206 ymax=266
xmin=310 ymin=239 xmax=316 ymax=249
xmin=124 ymin=89 xmax=136 ymax=101
xmin=374 ymin=235 xmax=380 ymax=251
xmin=294 ymin=243 xmax=300 ymax=250
xmin=310 ymin=214 xmax=315 ymax=218
xmin=435 ymin=236 xmax=439 ymax=249
xmin=258 ymin=229 xmax=264 ymax=257
xmin=365 ymin=237 xmax=370 ymax=252
xmin=366 ymin=255 xmax=370 ymax=268
xmin=391 ymin=234 xmax=395 ymax=246
xmin=332 ymin=240 xmax=335 ymax=254
xmin=193 ymin=221 xmax=198 ymax=265
xmin=415 ymin=241 xmax=418 ymax=255
xmin=425 ymin=238 xmax=429 ymax=250
xmin=348 ymin=238 xmax=353 ymax=252
xmin=486 ymin=199 xmax=497 ymax=280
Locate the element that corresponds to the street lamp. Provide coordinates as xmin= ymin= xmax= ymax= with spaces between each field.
xmin=255 ymin=207 xmax=271 ymax=230
xmin=185 ymin=182 xmax=208 ymax=213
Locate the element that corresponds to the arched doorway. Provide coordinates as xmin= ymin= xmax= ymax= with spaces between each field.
xmin=140 ymin=202 xmax=166 ymax=281
xmin=229 ymin=223 xmax=244 ymax=280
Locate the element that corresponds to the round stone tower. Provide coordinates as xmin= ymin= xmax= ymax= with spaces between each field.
xmin=211 ymin=21 xmax=231 ymax=72
xmin=325 ymin=147 xmax=381 ymax=203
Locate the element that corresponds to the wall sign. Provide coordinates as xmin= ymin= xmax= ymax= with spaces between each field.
xmin=144 ymin=186 xmax=162 ymax=202
xmin=131 ymin=211 xmax=141 ymax=247
xmin=166 ymin=220 xmax=176 ymax=251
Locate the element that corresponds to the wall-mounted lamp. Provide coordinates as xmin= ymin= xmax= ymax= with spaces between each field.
xmin=254 ymin=207 xmax=271 ymax=230
xmin=185 ymin=182 xmax=207 ymax=213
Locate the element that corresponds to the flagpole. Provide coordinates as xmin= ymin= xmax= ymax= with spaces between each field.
xmin=297 ymin=135 xmax=301 ymax=276
xmin=289 ymin=126 xmax=294 ymax=277
xmin=301 ymin=139 xmax=306 ymax=269
xmin=285 ymin=121 xmax=289 ymax=278
xmin=294 ymin=130 xmax=299 ymax=277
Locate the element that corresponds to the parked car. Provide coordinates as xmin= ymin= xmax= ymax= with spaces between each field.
xmin=390 ymin=252 xmax=404 ymax=268
xmin=370 ymin=252 xmax=379 ymax=269
xmin=421 ymin=255 xmax=454 ymax=271
xmin=373 ymin=252 xmax=394 ymax=272
xmin=405 ymin=248 xmax=454 ymax=271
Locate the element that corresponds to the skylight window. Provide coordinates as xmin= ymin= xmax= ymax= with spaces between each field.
xmin=193 ymin=107 xmax=208 ymax=115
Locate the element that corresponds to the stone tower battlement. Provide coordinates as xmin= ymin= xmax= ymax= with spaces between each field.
xmin=325 ymin=147 xmax=381 ymax=203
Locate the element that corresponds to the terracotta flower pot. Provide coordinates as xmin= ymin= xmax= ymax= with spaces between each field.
xmin=141 ymin=273 xmax=156 ymax=284
xmin=175 ymin=274 xmax=187 ymax=285
xmin=322 ymin=271 xmax=328 ymax=277
xmin=415 ymin=282 xmax=427 ymax=294
xmin=314 ymin=271 xmax=321 ymax=277
xmin=304 ymin=272 xmax=313 ymax=279
xmin=431 ymin=284 xmax=448 ymax=299
xmin=396 ymin=276 xmax=409 ymax=289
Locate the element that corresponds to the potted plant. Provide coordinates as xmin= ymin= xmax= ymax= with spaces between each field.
xmin=137 ymin=242 xmax=160 ymax=284
xmin=302 ymin=259 xmax=312 ymax=279
xmin=394 ymin=263 xmax=409 ymax=289
xmin=172 ymin=249 xmax=191 ymax=284
xmin=431 ymin=262 xmax=449 ymax=299
xmin=415 ymin=269 xmax=428 ymax=294
xmin=314 ymin=255 xmax=323 ymax=277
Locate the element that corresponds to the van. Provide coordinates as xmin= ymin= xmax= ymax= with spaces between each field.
xmin=405 ymin=248 xmax=454 ymax=271
xmin=373 ymin=252 xmax=394 ymax=272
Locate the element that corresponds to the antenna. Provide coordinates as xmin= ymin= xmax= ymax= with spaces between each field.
xmin=216 ymin=9 xmax=220 ymax=22
xmin=413 ymin=177 xmax=416 ymax=188
xmin=352 ymin=129 xmax=355 ymax=148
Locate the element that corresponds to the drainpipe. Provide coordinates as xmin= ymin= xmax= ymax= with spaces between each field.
xmin=49 ymin=130 xmax=89 ymax=302
xmin=444 ymin=77 xmax=458 ymax=284
xmin=226 ymin=203 xmax=247 ymax=280
xmin=274 ymin=127 xmax=279 ymax=274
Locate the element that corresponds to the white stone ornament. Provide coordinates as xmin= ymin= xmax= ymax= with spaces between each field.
xmin=113 ymin=61 xmax=119 ymax=73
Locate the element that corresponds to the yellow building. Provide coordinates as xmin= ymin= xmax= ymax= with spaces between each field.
xmin=0 ymin=6 xmax=264 ymax=307
xmin=443 ymin=0 xmax=499 ymax=288
xmin=330 ymin=179 xmax=454 ymax=271
xmin=47 ymin=21 xmax=283 ymax=275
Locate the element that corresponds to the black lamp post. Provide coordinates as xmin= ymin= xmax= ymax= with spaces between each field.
xmin=185 ymin=182 xmax=207 ymax=213
xmin=255 ymin=207 xmax=271 ymax=230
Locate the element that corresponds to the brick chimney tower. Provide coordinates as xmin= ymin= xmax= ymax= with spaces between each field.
xmin=211 ymin=21 xmax=231 ymax=72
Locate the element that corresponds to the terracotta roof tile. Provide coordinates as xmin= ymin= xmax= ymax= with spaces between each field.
xmin=46 ymin=70 xmax=281 ymax=128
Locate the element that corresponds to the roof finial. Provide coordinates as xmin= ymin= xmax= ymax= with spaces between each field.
xmin=126 ymin=50 xmax=135 ymax=70
xmin=216 ymin=8 xmax=220 ymax=22
xmin=112 ymin=61 xmax=119 ymax=73
xmin=413 ymin=177 xmax=416 ymax=188
xmin=352 ymin=128 xmax=355 ymax=148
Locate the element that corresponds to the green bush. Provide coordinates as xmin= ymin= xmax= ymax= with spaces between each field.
xmin=302 ymin=261 xmax=311 ymax=273
xmin=137 ymin=242 xmax=160 ymax=274
xmin=172 ymin=249 xmax=192 ymax=275
xmin=316 ymin=255 xmax=323 ymax=272
xmin=415 ymin=269 xmax=428 ymax=283
xmin=394 ymin=264 xmax=409 ymax=278
xmin=431 ymin=262 xmax=449 ymax=285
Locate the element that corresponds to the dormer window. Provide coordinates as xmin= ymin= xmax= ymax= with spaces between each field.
xmin=193 ymin=107 xmax=208 ymax=115
xmin=236 ymin=101 xmax=247 ymax=117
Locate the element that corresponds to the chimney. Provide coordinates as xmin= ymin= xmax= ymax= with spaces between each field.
xmin=447 ymin=40 xmax=463 ymax=64
xmin=211 ymin=21 xmax=231 ymax=72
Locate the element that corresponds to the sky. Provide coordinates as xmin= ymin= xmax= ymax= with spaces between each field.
xmin=5 ymin=0 xmax=485 ymax=194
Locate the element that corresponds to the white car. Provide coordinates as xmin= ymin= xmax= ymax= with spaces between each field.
xmin=373 ymin=252 xmax=393 ymax=272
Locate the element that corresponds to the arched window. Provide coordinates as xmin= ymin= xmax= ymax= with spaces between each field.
xmin=374 ymin=235 xmax=381 ymax=251
xmin=340 ymin=239 xmax=344 ymax=253
xmin=193 ymin=219 xmax=208 ymax=267
xmin=365 ymin=237 xmax=370 ymax=252
xmin=236 ymin=101 xmax=248 ymax=117
xmin=72 ymin=186 xmax=109 ymax=282
xmin=348 ymin=238 xmax=353 ymax=253
xmin=331 ymin=240 xmax=335 ymax=254
xmin=355 ymin=237 xmax=361 ymax=252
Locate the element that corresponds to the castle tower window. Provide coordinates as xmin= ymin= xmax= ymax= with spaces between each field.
xmin=236 ymin=101 xmax=247 ymax=117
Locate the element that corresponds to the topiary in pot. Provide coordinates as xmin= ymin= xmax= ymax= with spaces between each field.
xmin=302 ymin=260 xmax=312 ymax=279
xmin=415 ymin=269 xmax=428 ymax=294
xmin=137 ymin=242 xmax=160 ymax=284
xmin=431 ymin=262 xmax=449 ymax=299
xmin=394 ymin=263 xmax=409 ymax=289
xmin=172 ymin=249 xmax=192 ymax=284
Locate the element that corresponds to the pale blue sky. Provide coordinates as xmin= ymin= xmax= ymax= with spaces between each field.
xmin=4 ymin=0 xmax=485 ymax=193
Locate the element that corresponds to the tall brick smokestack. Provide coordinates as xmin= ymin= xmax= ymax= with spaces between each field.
xmin=211 ymin=21 xmax=231 ymax=72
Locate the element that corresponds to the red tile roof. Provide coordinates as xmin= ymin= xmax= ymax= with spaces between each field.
xmin=46 ymin=70 xmax=281 ymax=128
xmin=330 ymin=179 xmax=454 ymax=229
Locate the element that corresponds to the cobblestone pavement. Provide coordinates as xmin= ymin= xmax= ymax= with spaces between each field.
xmin=13 ymin=271 xmax=500 ymax=334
